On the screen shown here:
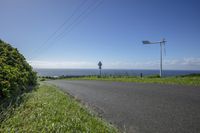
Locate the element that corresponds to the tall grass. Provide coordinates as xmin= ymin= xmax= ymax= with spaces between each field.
xmin=0 ymin=84 xmax=118 ymax=133
xmin=66 ymin=75 xmax=200 ymax=86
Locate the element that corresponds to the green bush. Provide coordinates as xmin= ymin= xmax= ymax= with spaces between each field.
xmin=147 ymin=74 xmax=161 ymax=78
xmin=0 ymin=39 xmax=37 ymax=99
xmin=40 ymin=78 xmax=46 ymax=81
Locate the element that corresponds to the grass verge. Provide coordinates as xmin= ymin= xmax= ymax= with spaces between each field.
xmin=0 ymin=83 xmax=118 ymax=133
xmin=65 ymin=75 xmax=200 ymax=86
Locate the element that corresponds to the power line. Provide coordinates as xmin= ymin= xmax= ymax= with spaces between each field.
xmin=35 ymin=0 xmax=104 ymax=57
xmin=29 ymin=0 xmax=88 ymax=60
xmin=54 ymin=0 xmax=104 ymax=42
xmin=30 ymin=0 xmax=104 ymax=60
xmin=45 ymin=0 xmax=88 ymax=43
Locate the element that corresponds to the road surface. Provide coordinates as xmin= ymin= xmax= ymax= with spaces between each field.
xmin=46 ymin=80 xmax=200 ymax=133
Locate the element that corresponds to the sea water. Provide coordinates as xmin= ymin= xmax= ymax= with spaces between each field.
xmin=34 ymin=69 xmax=200 ymax=77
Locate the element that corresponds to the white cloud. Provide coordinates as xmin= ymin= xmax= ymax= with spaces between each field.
xmin=163 ymin=58 xmax=200 ymax=70
xmin=28 ymin=57 xmax=200 ymax=70
xmin=28 ymin=60 xmax=96 ymax=69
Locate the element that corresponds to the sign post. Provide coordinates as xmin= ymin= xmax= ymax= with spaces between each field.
xmin=98 ymin=61 xmax=102 ymax=77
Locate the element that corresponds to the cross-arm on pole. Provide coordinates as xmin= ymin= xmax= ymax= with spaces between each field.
xmin=142 ymin=38 xmax=166 ymax=78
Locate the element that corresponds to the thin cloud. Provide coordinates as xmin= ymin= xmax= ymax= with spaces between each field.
xmin=28 ymin=60 xmax=95 ymax=69
xmin=28 ymin=57 xmax=200 ymax=70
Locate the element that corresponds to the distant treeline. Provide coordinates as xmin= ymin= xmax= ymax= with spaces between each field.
xmin=0 ymin=39 xmax=37 ymax=99
xmin=39 ymin=75 xmax=92 ymax=80
xmin=177 ymin=73 xmax=200 ymax=77
xmin=39 ymin=75 xmax=139 ymax=80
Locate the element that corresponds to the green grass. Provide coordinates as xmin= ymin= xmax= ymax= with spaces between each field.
xmin=0 ymin=83 xmax=118 ymax=133
xmin=66 ymin=75 xmax=200 ymax=86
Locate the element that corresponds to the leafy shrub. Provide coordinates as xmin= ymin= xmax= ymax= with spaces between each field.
xmin=0 ymin=39 xmax=37 ymax=99
xmin=146 ymin=74 xmax=161 ymax=78
xmin=40 ymin=78 xmax=46 ymax=81
xmin=178 ymin=73 xmax=200 ymax=78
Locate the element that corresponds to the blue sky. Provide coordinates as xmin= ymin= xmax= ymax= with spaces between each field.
xmin=1 ymin=0 xmax=200 ymax=70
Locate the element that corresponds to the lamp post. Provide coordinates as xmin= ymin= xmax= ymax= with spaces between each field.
xmin=142 ymin=38 xmax=166 ymax=77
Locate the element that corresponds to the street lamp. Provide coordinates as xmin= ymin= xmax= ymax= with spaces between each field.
xmin=142 ymin=38 xmax=166 ymax=77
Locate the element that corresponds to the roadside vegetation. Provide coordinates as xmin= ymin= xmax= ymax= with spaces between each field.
xmin=57 ymin=74 xmax=200 ymax=86
xmin=0 ymin=39 xmax=37 ymax=123
xmin=0 ymin=83 xmax=118 ymax=132
xmin=1 ymin=38 xmax=198 ymax=132
xmin=0 ymin=39 xmax=37 ymax=100
xmin=0 ymin=39 xmax=118 ymax=132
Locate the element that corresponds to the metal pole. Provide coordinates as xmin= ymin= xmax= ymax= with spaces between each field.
xmin=160 ymin=42 xmax=162 ymax=77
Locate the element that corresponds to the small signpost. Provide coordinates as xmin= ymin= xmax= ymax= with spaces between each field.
xmin=98 ymin=61 xmax=102 ymax=77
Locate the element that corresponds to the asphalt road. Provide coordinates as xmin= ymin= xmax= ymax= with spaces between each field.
xmin=46 ymin=80 xmax=200 ymax=133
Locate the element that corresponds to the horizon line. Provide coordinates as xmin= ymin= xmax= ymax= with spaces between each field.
xmin=33 ymin=68 xmax=200 ymax=71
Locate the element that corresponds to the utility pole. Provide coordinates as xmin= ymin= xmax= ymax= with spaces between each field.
xmin=142 ymin=38 xmax=166 ymax=77
xmin=160 ymin=42 xmax=163 ymax=77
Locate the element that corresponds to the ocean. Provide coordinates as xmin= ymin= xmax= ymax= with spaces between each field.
xmin=34 ymin=69 xmax=200 ymax=77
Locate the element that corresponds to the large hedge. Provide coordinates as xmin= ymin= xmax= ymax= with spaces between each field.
xmin=0 ymin=39 xmax=37 ymax=99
